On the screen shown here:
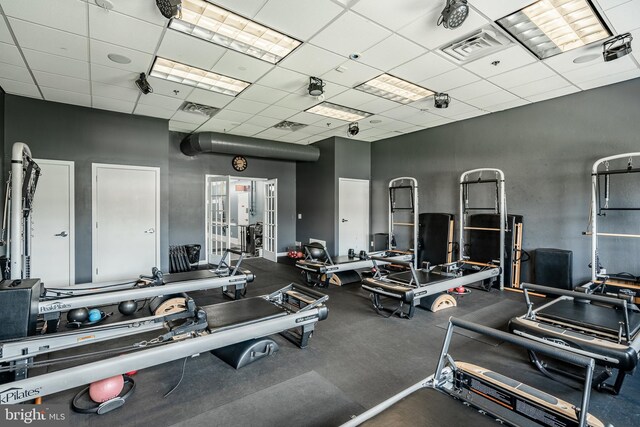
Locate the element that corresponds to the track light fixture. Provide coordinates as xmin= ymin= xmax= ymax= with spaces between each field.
xmin=434 ymin=93 xmax=451 ymax=109
xmin=135 ymin=73 xmax=153 ymax=95
xmin=308 ymin=77 xmax=326 ymax=101
xmin=437 ymin=0 xmax=469 ymax=29
xmin=603 ymin=33 xmax=633 ymax=62
xmin=156 ymin=0 xmax=182 ymax=19
xmin=347 ymin=122 xmax=360 ymax=138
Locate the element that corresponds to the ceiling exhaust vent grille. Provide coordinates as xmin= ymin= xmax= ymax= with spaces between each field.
xmin=273 ymin=121 xmax=308 ymax=131
xmin=180 ymin=101 xmax=220 ymax=118
xmin=440 ymin=26 xmax=511 ymax=63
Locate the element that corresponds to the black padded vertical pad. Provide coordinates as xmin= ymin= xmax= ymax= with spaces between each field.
xmin=0 ymin=279 xmax=41 ymax=340
xmin=467 ymin=214 xmax=523 ymax=288
xmin=418 ymin=213 xmax=453 ymax=267
xmin=535 ymin=248 xmax=573 ymax=290
xmin=372 ymin=233 xmax=389 ymax=251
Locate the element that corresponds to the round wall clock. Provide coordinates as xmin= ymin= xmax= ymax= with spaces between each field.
xmin=232 ymin=155 xmax=248 ymax=172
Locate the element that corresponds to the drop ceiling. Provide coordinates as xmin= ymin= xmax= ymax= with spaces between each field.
xmin=0 ymin=0 xmax=638 ymax=144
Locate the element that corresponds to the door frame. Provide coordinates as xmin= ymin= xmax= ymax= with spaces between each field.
xmin=92 ymin=163 xmax=161 ymax=282
xmin=34 ymin=158 xmax=76 ymax=286
xmin=263 ymin=178 xmax=278 ymax=262
xmin=338 ymin=178 xmax=370 ymax=256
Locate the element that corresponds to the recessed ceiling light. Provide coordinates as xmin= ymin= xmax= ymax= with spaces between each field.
xmin=180 ymin=101 xmax=220 ymax=117
xmin=94 ymin=0 xmax=114 ymax=10
xmin=273 ymin=121 xmax=307 ymax=131
xmin=150 ymin=57 xmax=250 ymax=96
xmin=497 ymin=0 xmax=610 ymax=60
xmin=573 ymin=52 xmax=600 ymax=63
xmin=356 ymin=74 xmax=434 ymax=105
xmin=169 ymin=0 xmax=301 ymax=64
xmin=306 ymin=102 xmax=372 ymax=122
xmin=107 ymin=53 xmax=131 ymax=64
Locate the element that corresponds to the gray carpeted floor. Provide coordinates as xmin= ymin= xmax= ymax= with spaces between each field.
xmin=39 ymin=258 xmax=640 ymax=426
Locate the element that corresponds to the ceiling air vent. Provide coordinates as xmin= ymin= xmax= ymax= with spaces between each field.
xmin=273 ymin=121 xmax=307 ymax=131
xmin=180 ymin=101 xmax=220 ymax=118
xmin=440 ymin=26 xmax=511 ymax=63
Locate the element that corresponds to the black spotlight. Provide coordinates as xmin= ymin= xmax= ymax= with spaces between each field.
xmin=347 ymin=122 xmax=359 ymax=138
xmin=603 ymin=33 xmax=633 ymax=62
xmin=437 ymin=0 xmax=469 ymax=29
xmin=156 ymin=0 xmax=182 ymax=19
xmin=308 ymin=77 xmax=325 ymax=98
xmin=434 ymin=93 xmax=451 ymax=109
xmin=135 ymin=73 xmax=153 ymax=95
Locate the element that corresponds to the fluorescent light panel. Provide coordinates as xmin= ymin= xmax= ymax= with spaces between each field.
xmin=306 ymin=102 xmax=372 ymax=122
xmin=171 ymin=0 xmax=302 ymax=64
xmin=498 ymin=0 xmax=610 ymax=59
xmin=356 ymin=74 xmax=434 ymax=105
xmin=150 ymin=57 xmax=250 ymax=96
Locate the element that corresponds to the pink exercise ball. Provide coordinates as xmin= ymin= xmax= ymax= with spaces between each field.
xmin=89 ymin=375 xmax=124 ymax=403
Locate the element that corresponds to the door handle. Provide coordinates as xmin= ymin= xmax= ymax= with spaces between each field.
xmin=55 ymin=231 xmax=68 ymax=237
xmin=145 ymin=228 xmax=155 ymax=234
xmin=341 ymin=219 xmax=348 ymax=223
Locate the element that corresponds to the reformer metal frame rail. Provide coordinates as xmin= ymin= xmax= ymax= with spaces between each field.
xmin=389 ymin=177 xmax=418 ymax=269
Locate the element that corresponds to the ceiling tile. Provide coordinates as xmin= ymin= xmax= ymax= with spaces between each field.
xmin=470 ymin=0 xmax=536 ymax=20
xmin=1 ymin=0 xmax=88 ymax=36
xmin=157 ymin=29 xmax=226 ymax=71
xmin=391 ymin=52 xmax=457 ymax=83
xmin=381 ymin=105 xmax=423 ymax=122
xmin=197 ymin=118 xmax=242 ymax=132
xmin=92 ymin=95 xmax=135 ymax=114
xmin=90 ymin=64 xmax=138 ymax=88
xmin=231 ymin=123 xmax=268 ymax=136
xmin=488 ymin=62 xmax=557 ymax=89
xmin=463 ymin=45 xmax=536 ymax=78
xmin=0 ymin=16 xmax=13 ymax=44
xmin=255 ymin=67 xmax=307 ymax=93
xmin=170 ymin=110 xmax=210 ymax=125
xmin=278 ymin=131 xmax=313 ymax=143
xmin=23 ymin=48 xmax=89 ymax=79
xmin=631 ymin=28 xmax=640 ymax=64
xmin=88 ymin=5 xmax=163 ymax=53
xmin=448 ymin=80 xmax=501 ymax=101
xmin=577 ymin=68 xmax=640 ymax=90
xmin=186 ymin=87 xmax=235 ymax=108
xmin=563 ymin=55 xmax=637 ymax=84
xmin=254 ymin=127 xmax=291 ymax=140
xmin=509 ymin=75 xmax=572 ymax=98
xmin=95 ymin=0 xmax=167 ymax=26
xmin=312 ymin=117 xmax=349 ymax=129
xmin=90 ymin=39 xmax=153 ymax=73
xmin=327 ymin=88 xmax=381 ymax=107
xmin=146 ymin=76 xmax=193 ymax=100
xmin=92 ymin=81 xmax=140 ymax=102
xmin=465 ymin=89 xmax=520 ymax=109
xmin=321 ymin=59 xmax=381 ymax=87
xmin=286 ymin=111 xmax=326 ymax=125
xmin=357 ymin=97 xmax=401 ymax=114
xmin=0 ymin=78 xmax=41 ymax=98
xmin=133 ymin=103 xmax=175 ymax=119
xmin=310 ymin=11 xmax=391 ymax=57
xmin=275 ymin=93 xmax=319 ymax=110
xmin=237 ymin=84 xmax=289 ymax=103
xmin=606 ymin=0 xmax=640 ymax=32
xmin=525 ymin=85 xmax=580 ymax=103
xmin=212 ymin=50 xmax=274 ymax=83
xmin=596 ymin=0 xmax=631 ymax=10
xmin=419 ymin=66 xmax=481 ymax=92
xmin=137 ymin=92 xmax=184 ymax=110
xmin=484 ymin=98 xmax=530 ymax=113
xmin=374 ymin=117 xmax=414 ymax=131
xmin=9 ymin=18 xmax=89 ymax=61
xmin=542 ymin=44 xmax=603 ymax=74
xmin=215 ymin=109 xmax=253 ymax=123
xmin=0 ymin=42 xmax=24 ymax=66
xmin=41 ymin=87 xmax=91 ymax=107
xmin=352 ymin=0 xmax=440 ymax=32
xmin=254 ymin=0 xmax=344 ymax=41
xmin=226 ymin=98 xmax=270 ymax=115
xmin=398 ymin=5 xmax=490 ymax=50
xmin=169 ymin=120 xmax=200 ymax=133
xmin=359 ymin=34 xmax=426 ymax=71
xmin=0 ymin=63 xmax=34 ymax=83
xmin=244 ymin=115 xmax=283 ymax=127
xmin=33 ymin=70 xmax=90 ymax=94
xmin=279 ymin=44 xmax=345 ymax=76
xmin=208 ymin=0 xmax=267 ymax=18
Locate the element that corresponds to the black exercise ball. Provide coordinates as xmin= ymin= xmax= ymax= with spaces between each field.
xmin=307 ymin=242 xmax=326 ymax=261
xmin=118 ymin=300 xmax=138 ymax=316
xmin=67 ymin=307 xmax=89 ymax=323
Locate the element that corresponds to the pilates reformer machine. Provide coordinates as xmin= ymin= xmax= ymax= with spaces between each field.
xmin=362 ymin=169 xmax=510 ymax=318
xmin=343 ymin=318 xmax=606 ymax=427
xmin=0 ymin=280 xmax=329 ymax=408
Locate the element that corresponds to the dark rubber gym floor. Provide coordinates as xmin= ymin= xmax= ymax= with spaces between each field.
xmin=42 ymin=258 xmax=640 ymax=426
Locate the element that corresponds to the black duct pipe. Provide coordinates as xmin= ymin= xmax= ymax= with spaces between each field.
xmin=181 ymin=132 xmax=320 ymax=162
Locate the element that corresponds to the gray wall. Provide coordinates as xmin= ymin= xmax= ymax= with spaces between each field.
xmin=371 ymin=77 xmax=640 ymax=284
xmin=0 ymin=88 xmax=4 ymax=220
xmin=168 ymin=131 xmax=297 ymax=255
xmin=4 ymin=95 xmax=170 ymax=283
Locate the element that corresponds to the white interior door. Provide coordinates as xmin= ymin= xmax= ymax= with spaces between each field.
xmin=339 ymin=178 xmax=370 ymax=255
xmin=31 ymin=159 xmax=74 ymax=286
xmin=206 ymin=175 xmax=231 ymax=265
xmin=92 ymin=164 xmax=160 ymax=282
xmin=263 ymin=179 xmax=277 ymax=262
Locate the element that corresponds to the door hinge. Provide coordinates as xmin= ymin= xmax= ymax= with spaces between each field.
xmin=95 ymin=268 xmax=98 ymax=275
xmin=95 ymin=222 xmax=98 ymax=228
